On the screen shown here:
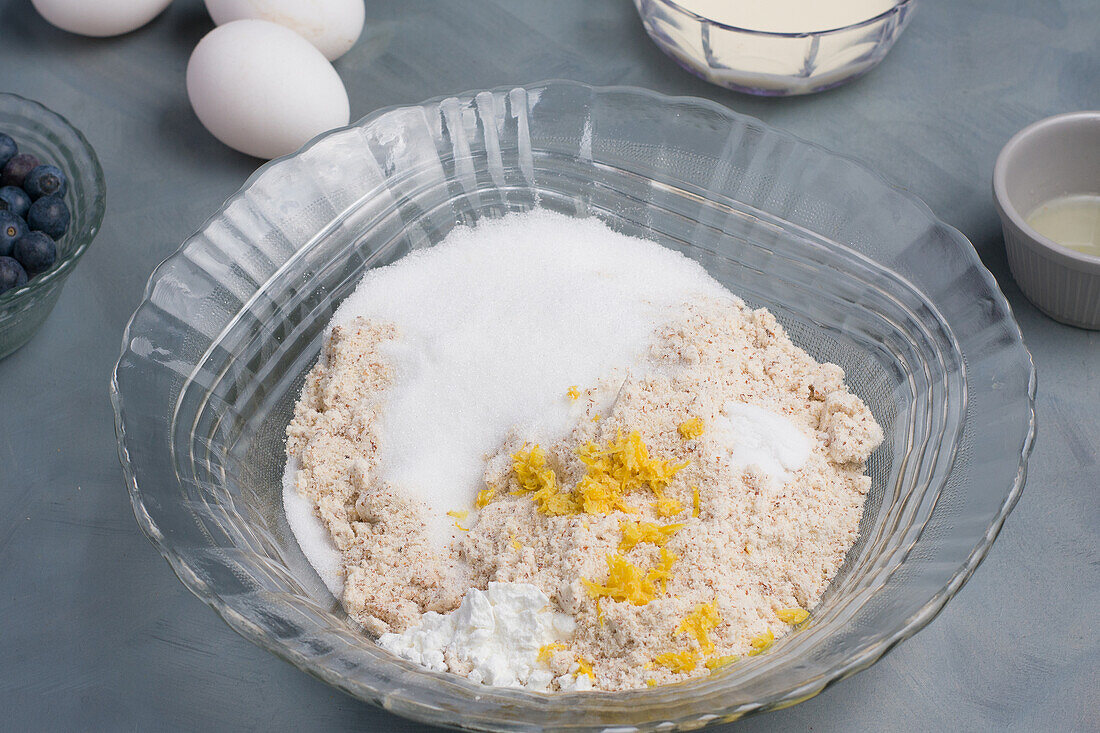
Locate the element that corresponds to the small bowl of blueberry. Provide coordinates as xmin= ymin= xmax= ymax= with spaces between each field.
xmin=0 ymin=93 xmax=105 ymax=359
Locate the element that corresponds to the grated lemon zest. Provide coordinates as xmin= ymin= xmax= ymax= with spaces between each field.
xmin=475 ymin=487 xmax=496 ymax=508
xmin=656 ymin=548 xmax=677 ymax=592
xmin=705 ymin=655 xmax=738 ymax=670
xmin=777 ymin=607 xmax=809 ymax=625
xmin=578 ymin=430 xmax=688 ymax=494
xmin=573 ymin=431 xmax=686 ymax=514
xmin=678 ymin=417 xmax=704 ymax=440
xmin=582 ymin=554 xmax=655 ymax=606
xmin=582 ymin=549 xmax=677 ymax=606
xmin=537 ymin=642 xmax=567 ymax=663
xmin=591 ymin=414 xmax=600 ymax=422
xmin=514 ymin=431 xmax=687 ymax=517
xmin=511 ymin=444 xmax=554 ymax=493
xmin=618 ymin=519 xmax=684 ymax=552
xmin=748 ymin=629 xmax=774 ymax=656
xmin=567 ymin=385 xmax=581 ymax=400
xmin=573 ymin=470 xmax=636 ymax=514
xmin=656 ymin=602 xmax=734 ymax=676
xmin=652 ymin=498 xmax=683 ymax=517
xmin=511 ymin=444 xmax=581 ymax=515
xmin=653 ymin=650 xmax=699 ymax=673
xmin=676 ymin=599 xmax=721 ymax=655
xmin=575 ymin=657 xmax=595 ymax=680
xmin=651 ymin=487 xmax=684 ymax=518
xmin=649 ymin=548 xmax=677 ymax=594
xmin=446 ymin=509 xmax=470 ymax=531
xmin=509 ymin=533 xmax=522 ymax=552
xmin=646 ymin=679 xmax=658 ymax=687
xmin=692 ymin=486 xmax=700 ymax=518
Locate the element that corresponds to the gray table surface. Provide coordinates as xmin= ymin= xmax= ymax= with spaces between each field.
xmin=1 ymin=0 xmax=1097 ymax=730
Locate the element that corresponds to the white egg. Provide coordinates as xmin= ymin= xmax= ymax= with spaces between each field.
xmin=187 ymin=20 xmax=351 ymax=160
xmin=32 ymin=0 xmax=174 ymax=37
xmin=203 ymin=0 xmax=365 ymax=61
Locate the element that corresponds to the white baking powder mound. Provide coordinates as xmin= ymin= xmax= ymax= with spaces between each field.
xmin=323 ymin=209 xmax=729 ymax=544
xmin=710 ymin=401 xmax=813 ymax=484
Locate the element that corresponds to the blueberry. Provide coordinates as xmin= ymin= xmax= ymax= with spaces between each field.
xmin=0 ymin=186 xmax=31 ymax=218
xmin=23 ymin=165 xmax=67 ymax=200
xmin=0 ymin=255 xmax=28 ymax=295
xmin=0 ymin=134 xmax=15 ymax=169
xmin=0 ymin=153 xmax=38 ymax=188
xmin=27 ymin=195 xmax=70 ymax=239
xmin=14 ymin=231 xmax=56 ymax=276
xmin=0 ymin=210 xmax=27 ymax=258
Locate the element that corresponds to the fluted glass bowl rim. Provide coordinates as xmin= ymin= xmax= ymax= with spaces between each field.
xmin=639 ymin=0 xmax=914 ymax=38
xmin=0 ymin=92 xmax=106 ymax=305
xmin=112 ymin=80 xmax=1035 ymax=728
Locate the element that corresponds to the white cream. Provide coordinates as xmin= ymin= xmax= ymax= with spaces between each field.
xmin=710 ymin=401 xmax=812 ymax=484
xmin=677 ymin=0 xmax=896 ymax=33
xmin=668 ymin=0 xmax=899 ymax=92
xmin=378 ymin=582 xmax=575 ymax=690
xmin=1026 ymin=193 xmax=1100 ymax=257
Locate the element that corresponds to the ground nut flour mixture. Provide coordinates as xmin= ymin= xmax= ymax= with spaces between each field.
xmin=284 ymin=210 xmax=883 ymax=692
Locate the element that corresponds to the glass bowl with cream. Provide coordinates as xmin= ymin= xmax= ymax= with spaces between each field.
xmin=633 ymin=0 xmax=915 ymax=95
xmin=113 ymin=81 xmax=1034 ymax=729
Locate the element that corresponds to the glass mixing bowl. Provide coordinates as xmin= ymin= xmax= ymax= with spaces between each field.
xmin=633 ymin=0 xmax=916 ymax=95
xmin=112 ymin=81 xmax=1034 ymax=730
xmin=0 ymin=93 xmax=106 ymax=359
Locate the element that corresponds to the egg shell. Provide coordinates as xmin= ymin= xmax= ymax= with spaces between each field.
xmin=187 ymin=20 xmax=351 ymax=160
xmin=203 ymin=0 xmax=365 ymax=61
xmin=31 ymin=0 xmax=174 ymax=37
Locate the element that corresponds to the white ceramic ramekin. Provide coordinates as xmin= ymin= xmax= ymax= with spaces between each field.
xmin=994 ymin=111 xmax=1100 ymax=329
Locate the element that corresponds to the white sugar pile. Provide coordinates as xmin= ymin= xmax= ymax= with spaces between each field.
xmin=319 ymin=209 xmax=728 ymax=544
xmin=282 ymin=456 xmax=344 ymax=596
xmin=710 ymin=401 xmax=813 ymax=485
